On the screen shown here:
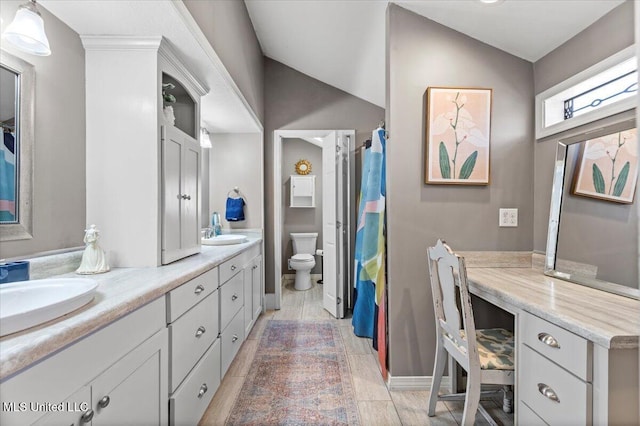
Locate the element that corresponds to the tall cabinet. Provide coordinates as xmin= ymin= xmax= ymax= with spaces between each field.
xmin=82 ymin=36 xmax=207 ymax=267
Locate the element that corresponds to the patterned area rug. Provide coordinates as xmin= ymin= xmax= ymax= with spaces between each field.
xmin=226 ymin=320 xmax=360 ymax=425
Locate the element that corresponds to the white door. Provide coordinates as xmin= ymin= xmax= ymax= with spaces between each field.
xmin=323 ymin=131 xmax=348 ymax=318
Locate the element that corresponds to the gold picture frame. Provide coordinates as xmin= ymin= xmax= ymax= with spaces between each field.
xmin=295 ymin=159 xmax=312 ymax=175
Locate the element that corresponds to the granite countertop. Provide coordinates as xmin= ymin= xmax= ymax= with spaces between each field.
xmin=0 ymin=236 xmax=262 ymax=381
xmin=467 ymin=267 xmax=640 ymax=349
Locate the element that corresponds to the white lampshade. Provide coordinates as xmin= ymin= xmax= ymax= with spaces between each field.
xmin=2 ymin=1 xmax=51 ymax=56
xmin=200 ymin=128 xmax=212 ymax=149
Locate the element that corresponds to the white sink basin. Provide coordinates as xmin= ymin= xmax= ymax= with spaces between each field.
xmin=0 ymin=278 xmax=99 ymax=337
xmin=202 ymin=234 xmax=248 ymax=246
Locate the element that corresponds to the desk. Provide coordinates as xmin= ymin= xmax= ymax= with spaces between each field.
xmin=464 ymin=267 xmax=640 ymax=425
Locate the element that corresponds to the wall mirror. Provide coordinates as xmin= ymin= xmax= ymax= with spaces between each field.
xmin=0 ymin=50 xmax=34 ymax=242
xmin=545 ymin=118 xmax=639 ymax=300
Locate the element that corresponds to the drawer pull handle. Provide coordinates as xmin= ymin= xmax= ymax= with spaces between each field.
xmin=231 ymin=294 xmax=238 ymax=301
xmin=194 ymin=285 xmax=205 ymax=295
xmin=198 ymin=383 xmax=208 ymax=398
xmin=537 ymin=383 xmax=560 ymax=403
xmin=98 ymin=395 xmax=110 ymax=408
xmin=537 ymin=332 xmax=560 ymax=349
xmin=81 ymin=409 xmax=94 ymax=423
xmin=232 ymin=334 xmax=239 ymax=342
xmin=195 ymin=326 xmax=206 ymax=338
xmin=231 ymin=265 xmax=237 ymax=271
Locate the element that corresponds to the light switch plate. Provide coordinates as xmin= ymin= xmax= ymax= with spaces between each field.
xmin=499 ymin=208 xmax=518 ymax=227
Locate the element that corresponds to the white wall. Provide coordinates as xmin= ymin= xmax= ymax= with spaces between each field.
xmin=209 ymin=133 xmax=263 ymax=230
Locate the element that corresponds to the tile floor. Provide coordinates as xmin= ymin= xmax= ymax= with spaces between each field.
xmin=199 ymin=279 xmax=514 ymax=425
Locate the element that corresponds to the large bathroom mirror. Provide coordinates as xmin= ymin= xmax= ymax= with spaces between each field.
xmin=0 ymin=50 xmax=34 ymax=241
xmin=545 ymin=118 xmax=639 ymax=300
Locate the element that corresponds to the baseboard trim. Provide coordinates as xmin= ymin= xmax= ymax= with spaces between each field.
xmin=387 ymin=374 xmax=451 ymax=391
xmin=265 ymin=293 xmax=276 ymax=310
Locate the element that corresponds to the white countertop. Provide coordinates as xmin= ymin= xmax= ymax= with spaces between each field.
xmin=467 ymin=267 xmax=640 ymax=349
xmin=0 ymin=237 xmax=262 ymax=381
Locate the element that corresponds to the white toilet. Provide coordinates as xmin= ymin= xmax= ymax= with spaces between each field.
xmin=289 ymin=232 xmax=318 ymax=291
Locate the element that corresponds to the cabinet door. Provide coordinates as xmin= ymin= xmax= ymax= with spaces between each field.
xmin=162 ymin=125 xmax=201 ymax=264
xmin=162 ymin=127 xmax=183 ymax=257
xmin=244 ymin=266 xmax=253 ymax=336
xmin=32 ymin=386 xmax=91 ymax=426
xmin=251 ymin=256 xmax=263 ymax=321
xmin=181 ymin=143 xmax=199 ymax=252
xmin=91 ymin=329 xmax=168 ymax=426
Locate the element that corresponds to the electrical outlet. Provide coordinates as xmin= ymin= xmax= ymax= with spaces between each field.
xmin=499 ymin=208 xmax=518 ymax=227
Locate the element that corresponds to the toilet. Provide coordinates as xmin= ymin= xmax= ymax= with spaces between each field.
xmin=289 ymin=232 xmax=318 ymax=291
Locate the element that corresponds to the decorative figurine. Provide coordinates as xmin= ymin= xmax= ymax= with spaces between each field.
xmin=76 ymin=224 xmax=110 ymax=274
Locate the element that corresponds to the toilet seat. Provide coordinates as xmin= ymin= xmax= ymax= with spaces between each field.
xmin=291 ymin=254 xmax=314 ymax=262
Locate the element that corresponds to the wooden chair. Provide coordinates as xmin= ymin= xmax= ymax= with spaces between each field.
xmin=427 ymin=239 xmax=514 ymax=426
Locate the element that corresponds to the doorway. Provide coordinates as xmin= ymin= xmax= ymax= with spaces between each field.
xmin=273 ymin=130 xmax=355 ymax=318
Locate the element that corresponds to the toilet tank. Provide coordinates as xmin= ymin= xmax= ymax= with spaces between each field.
xmin=290 ymin=233 xmax=318 ymax=255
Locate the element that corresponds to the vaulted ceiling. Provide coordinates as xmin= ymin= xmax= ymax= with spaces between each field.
xmin=246 ymin=0 xmax=625 ymax=107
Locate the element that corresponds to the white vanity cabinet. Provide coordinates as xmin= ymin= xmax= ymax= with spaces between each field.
xmin=517 ymin=311 xmax=639 ymax=425
xmin=166 ymin=267 xmax=220 ymax=426
xmin=0 ymin=298 xmax=168 ymax=426
xmin=82 ymin=36 xmax=207 ymax=268
xmin=161 ymin=125 xmax=201 ymax=265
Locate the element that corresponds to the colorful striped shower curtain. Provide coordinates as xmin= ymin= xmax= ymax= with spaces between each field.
xmin=352 ymin=127 xmax=387 ymax=379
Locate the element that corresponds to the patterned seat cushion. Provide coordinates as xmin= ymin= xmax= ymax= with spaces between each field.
xmin=459 ymin=328 xmax=514 ymax=370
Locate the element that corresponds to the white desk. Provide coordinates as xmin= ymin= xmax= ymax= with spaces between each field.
xmin=464 ymin=267 xmax=639 ymax=425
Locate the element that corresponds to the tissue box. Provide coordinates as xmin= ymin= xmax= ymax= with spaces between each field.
xmin=0 ymin=261 xmax=30 ymax=284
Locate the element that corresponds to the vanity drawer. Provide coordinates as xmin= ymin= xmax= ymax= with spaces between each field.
xmin=167 ymin=267 xmax=219 ymax=323
xmin=219 ymin=245 xmax=260 ymax=284
xmin=520 ymin=344 xmax=591 ymax=426
xmin=168 ymin=290 xmax=219 ymax=392
xmin=220 ymin=272 xmax=244 ymax=331
xmin=521 ymin=311 xmax=591 ymax=381
xmin=170 ymin=339 xmax=221 ymax=426
xmin=221 ymin=308 xmax=245 ymax=377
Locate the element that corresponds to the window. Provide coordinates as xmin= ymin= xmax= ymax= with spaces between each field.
xmin=536 ymin=46 xmax=637 ymax=139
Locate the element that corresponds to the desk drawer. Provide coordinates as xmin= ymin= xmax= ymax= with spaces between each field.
xmin=170 ymin=339 xmax=220 ymax=426
xmin=521 ymin=311 xmax=591 ymax=381
xmin=169 ymin=291 xmax=219 ymax=392
xmin=167 ymin=267 xmax=218 ymax=323
xmin=520 ymin=344 xmax=591 ymax=425
xmin=220 ymin=272 xmax=244 ymax=331
xmin=517 ymin=401 xmax=547 ymax=426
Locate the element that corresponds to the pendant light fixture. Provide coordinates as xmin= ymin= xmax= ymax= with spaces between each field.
xmin=2 ymin=0 xmax=51 ymax=56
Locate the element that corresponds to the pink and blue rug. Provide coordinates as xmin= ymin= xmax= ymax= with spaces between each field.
xmin=226 ymin=320 xmax=360 ymax=425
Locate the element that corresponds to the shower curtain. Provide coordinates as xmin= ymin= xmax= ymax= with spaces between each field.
xmin=352 ymin=126 xmax=387 ymax=379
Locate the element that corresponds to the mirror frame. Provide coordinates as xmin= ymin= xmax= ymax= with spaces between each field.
xmin=0 ymin=50 xmax=34 ymax=242
xmin=544 ymin=117 xmax=640 ymax=300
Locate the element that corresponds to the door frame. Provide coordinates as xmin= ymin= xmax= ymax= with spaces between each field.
xmin=272 ymin=130 xmax=355 ymax=312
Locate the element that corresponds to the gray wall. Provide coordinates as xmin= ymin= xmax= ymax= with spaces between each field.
xmin=386 ymin=4 xmax=535 ymax=376
xmin=183 ymin=0 xmax=264 ymax=122
xmin=209 ymin=133 xmax=263 ymax=230
xmin=533 ymin=1 xmax=635 ymax=253
xmin=282 ymin=138 xmax=322 ymax=274
xmin=0 ymin=1 xmax=85 ymax=259
xmin=264 ymin=58 xmax=385 ymax=293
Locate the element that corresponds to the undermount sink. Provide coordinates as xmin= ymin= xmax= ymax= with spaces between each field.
xmin=201 ymin=234 xmax=248 ymax=246
xmin=0 ymin=278 xmax=99 ymax=337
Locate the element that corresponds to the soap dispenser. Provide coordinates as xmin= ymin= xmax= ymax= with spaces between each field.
xmin=211 ymin=212 xmax=222 ymax=236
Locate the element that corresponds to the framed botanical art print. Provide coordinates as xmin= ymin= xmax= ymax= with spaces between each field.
xmin=572 ymin=128 xmax=638 ymax=204
xmin=425 ymin=87 xmax=492 ymax=185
